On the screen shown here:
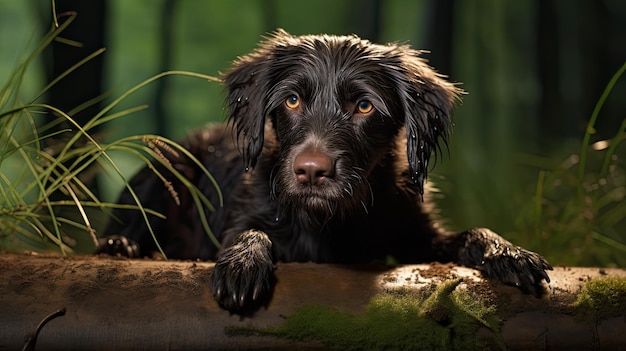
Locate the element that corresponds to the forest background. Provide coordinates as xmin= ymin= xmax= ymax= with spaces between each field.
xmin=0 ymin=0 xmax=624 ymax=267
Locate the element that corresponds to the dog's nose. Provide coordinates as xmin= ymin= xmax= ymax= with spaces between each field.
xmin=293 ymin=151 xmax=335 ymax=185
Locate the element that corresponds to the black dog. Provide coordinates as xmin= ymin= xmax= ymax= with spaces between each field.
xmin=101 ymin=30 xmax=552 ymax=313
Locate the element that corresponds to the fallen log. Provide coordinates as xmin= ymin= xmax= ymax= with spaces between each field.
xmin=0 ymin=253 xmax=624 ymax=350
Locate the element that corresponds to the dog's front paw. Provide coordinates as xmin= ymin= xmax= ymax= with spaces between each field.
xmin=210 ymin=229 xmax=274 ymax=313
xmin=461 ymin=228 xmax=553 ymax=296
xmin=96 ymin=235 xmax=140 ymax=258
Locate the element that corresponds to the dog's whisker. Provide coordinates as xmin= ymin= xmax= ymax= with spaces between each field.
xmin=268 ymin=163 xmax=280 ymax=200
xmin=360 ymin=201 xmax=369 ymax=214
xmin=343 ymin=187 xmax=352 ymax=196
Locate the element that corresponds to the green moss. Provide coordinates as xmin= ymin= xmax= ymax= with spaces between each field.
xmin=573 ymin=276 xmax=626 ymax=323
xmin=260 ymin=279 xmax=504 ymax=350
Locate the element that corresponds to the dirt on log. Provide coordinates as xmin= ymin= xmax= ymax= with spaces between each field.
xmin=0 ymin=252 xmax=625 ymax=350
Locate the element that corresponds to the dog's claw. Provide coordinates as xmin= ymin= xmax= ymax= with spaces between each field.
xmin=252 ymin=286 xmax=260 ymax=301
xmin=233 ymin=292 xmax=239 ymax=307
xmin=214 ymin=287 xmax=222 ymax=300
xmin=511 ymin=275 xmax=522 ymax=287
xmin=542 ymin=270 xmax=551 ymax=283
xmin=239 ymin=292 xmax=246 ymax=307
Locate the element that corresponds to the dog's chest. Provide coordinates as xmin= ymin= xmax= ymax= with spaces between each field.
xmin=269 ymin=199 xmax=427 ymax=264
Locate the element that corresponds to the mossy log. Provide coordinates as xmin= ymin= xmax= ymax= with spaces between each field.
xmin=0 ymin=252 xmax=625 ymax=350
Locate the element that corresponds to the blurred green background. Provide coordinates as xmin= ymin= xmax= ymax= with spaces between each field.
xmin=1 ymin=0 xmax=624 ymax=266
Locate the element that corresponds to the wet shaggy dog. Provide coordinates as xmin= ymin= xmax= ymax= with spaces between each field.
xmin=101 ymin=30 xmax=552 ymax=313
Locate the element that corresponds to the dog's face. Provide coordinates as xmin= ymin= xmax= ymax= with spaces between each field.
xmin=224 ymin=30 xmax=461 ymax=216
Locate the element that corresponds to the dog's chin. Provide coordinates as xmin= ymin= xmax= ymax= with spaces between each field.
xmin=282 ymin=184 xmax=363 ymax=219
xmin=300 ymin=195 xmax=332 ymax=213
xmin=291 ymin=187 xmax=336 ymax=210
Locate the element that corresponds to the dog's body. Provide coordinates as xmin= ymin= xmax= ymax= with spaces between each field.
xmin=101 ymin=30 xmax=552 ymax=313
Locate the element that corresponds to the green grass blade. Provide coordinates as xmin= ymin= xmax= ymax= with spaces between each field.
xmin=600 ymin=117 xmax=626 ymax=179
xmin=578 ymin=61 xmax=626 ymax=199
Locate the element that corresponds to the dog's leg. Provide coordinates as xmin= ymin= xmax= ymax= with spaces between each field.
xmin=434 ymin=228 xmax=552 ymax=295
xmin=210 ymin=229 xmax=275 ymax=313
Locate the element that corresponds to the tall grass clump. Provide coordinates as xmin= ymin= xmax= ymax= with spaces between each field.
xmin=0 ymin=12 xmax=221 ymax=256
xmin=516 ymin=62 xmax=626 ymax=267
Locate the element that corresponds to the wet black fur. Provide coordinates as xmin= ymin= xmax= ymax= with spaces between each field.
xmin=101 ymin=30 xmax=552 ymax=313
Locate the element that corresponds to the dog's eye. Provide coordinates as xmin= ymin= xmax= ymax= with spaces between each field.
xmin=356 ymin=100 xmax=374 ymax=114
xmin=285 ymin=95 xmax=300 ymax=109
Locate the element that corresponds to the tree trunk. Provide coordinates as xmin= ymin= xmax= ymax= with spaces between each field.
xmin=0 ymin=253 xmax=624 ymax=350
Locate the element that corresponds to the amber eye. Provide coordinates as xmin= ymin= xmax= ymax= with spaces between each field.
xmin=285 ymin=95 xmax=300 ymax=109
xmin=356 ymin=100 xmax=373 ymax=114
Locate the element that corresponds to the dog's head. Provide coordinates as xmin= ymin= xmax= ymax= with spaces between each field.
xmin=223 ymin=29 xmax=461 ymax=215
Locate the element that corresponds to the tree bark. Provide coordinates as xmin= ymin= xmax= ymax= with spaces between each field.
xmin=0 ymin=253 xmax=624 ymax=350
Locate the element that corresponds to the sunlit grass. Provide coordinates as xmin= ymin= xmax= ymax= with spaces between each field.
xmin=515 ymin=61 xmax=626 ymax=267
xmin=0 ymin=11 xmax=222 ymax=256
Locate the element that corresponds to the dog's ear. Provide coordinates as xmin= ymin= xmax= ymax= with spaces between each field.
xmin=222 ymin=37 xmax=277 ymax=171
xmin=395 ymin=52 xmax=463 ymax=195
